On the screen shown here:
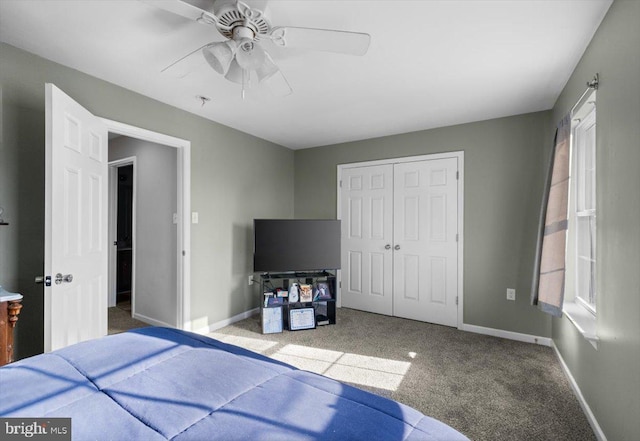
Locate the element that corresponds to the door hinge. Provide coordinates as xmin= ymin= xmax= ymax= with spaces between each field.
xmin=456 ymin=171 xmax=459 ymax=180
xmin=339 ymin=281 xmax=342 ymax=288
xmin=456 ymin=233 xmax=459 ymax=242
xmin=456 ymin=296 xmax=458 ymax=305
xmin=339 ymin=180 xmax=342 ymax=188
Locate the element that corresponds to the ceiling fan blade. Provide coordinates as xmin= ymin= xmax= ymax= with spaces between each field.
xmin=269 ymin=26 xmax=371 ymax=56
xmin=261 ymin=69 xmax=293 ymax=97
xmin=161 ymin=43 xmax=211 ymax=78
xmin=140 ymin=0 xmax=218 ymax=26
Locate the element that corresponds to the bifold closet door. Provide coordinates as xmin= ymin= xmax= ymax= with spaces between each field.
xmin=340 ymin=164 xmax=394 ymax=315
xmin=392 ymin=158 xmax=458 ymax=327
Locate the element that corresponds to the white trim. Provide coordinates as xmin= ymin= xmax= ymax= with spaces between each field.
xmin=108 ymin=165 xmax=118 ymax=307
xmin=133 ymin=312 xmax=173 ymax=329
xmin=101 ymin=118 xmax=191 ymax=331
xmin=192 ymin=308 xmax=260 ymax=336
xmin=460 ymin=323 xmax=552 ymax=347
xmin=456 ymin=153 xmax=465 ymax=328
xmin=563 ymin=302 xmax=599 ymax=349
xmin=336 ymin=151 xmax=464 ymax=328
xmin=552 ymin=342 xmax=607 ymax=441
xmin=107 ymin=157 xmax=137 ymax=310
xmin=338 ymin=151 xmax=462 ymax=169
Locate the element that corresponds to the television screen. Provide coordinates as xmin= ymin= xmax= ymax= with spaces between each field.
xmin=253 ymin=219 xmax=341 ymax=273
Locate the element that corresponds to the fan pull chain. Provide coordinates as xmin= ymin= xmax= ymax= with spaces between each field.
xmin=241 ymin=68 xmax=247 ymax=100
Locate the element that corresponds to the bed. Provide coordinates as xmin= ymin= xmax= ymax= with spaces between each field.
xmin=0 ymin=327 xmax=468 ymax=440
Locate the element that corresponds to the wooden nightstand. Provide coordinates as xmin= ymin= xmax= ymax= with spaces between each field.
xmin=0 ymin=297 xmax=23 ymax=366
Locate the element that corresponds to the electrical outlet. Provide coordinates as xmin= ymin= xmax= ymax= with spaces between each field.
xmin=248 ymin=275 xmax=254 ymax=286
xmin=506 ymin=288 xmax=516 ymax=301
xmin=191 ymin=212 xmax=199 ymax=224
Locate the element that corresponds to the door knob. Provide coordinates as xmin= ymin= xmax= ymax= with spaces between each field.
xmin=55 ymin=273 xmax=73 ymax=285
xmin=394 ymin=245 xmax=401 ymax=250
xmin=385 ymin=244 xmax=391 ymax=250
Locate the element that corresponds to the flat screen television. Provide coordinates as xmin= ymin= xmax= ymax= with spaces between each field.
xmin=253 ymin=219 xmax=341 ymax=273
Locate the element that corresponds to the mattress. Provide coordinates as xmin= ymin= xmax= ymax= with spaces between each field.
xmin=0 ymin=327 xmax=468 ymax=440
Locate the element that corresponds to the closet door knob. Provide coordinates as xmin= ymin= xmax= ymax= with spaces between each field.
xmin=394 ymin=245 xmax=401 ymax=250
xmin=385 ymin=244 xmax=391 ymax=250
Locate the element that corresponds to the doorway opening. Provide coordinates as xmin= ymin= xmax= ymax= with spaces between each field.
xmin=116 ymin=164 xmax=133 ymax=308
xmin=108 ymin=158 xmax=146 ymax=334
xmin=43 ymin=84 xmax=191 ymax=350
xmin=102 ymin=118 xmax=191 ymax=333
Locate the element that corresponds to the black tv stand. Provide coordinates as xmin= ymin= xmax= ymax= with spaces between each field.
xmin=261 ymin=270 xmax=335 ymax=279
xmin=260 ymin=271 xmax=337 ymax=333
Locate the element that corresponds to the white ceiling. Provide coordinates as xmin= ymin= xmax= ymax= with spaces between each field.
xmin=0 ymin=0 xmax=611 ymax=150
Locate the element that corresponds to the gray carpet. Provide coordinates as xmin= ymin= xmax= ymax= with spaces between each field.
xmin=209 ymin=307 xmax=595 ymax=441
xmin=108 ymin=305 xmax=150 ymax=335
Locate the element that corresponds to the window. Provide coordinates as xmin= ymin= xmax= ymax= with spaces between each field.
xmin=571 ymin=100 xmax=597 ymax=314
xmin=563 ymin=92 xmax=598 ymax=347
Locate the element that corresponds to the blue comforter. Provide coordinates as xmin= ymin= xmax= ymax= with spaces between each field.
xmin=0 ymin=328 xmax=468 ymax=440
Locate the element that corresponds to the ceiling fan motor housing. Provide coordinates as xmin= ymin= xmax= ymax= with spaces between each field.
xmin=215 ymin=0 xmax=270 ymax=41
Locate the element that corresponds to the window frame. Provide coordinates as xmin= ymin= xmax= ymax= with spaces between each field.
xmin=563 ymin=90 xmax=598 ymax=348
xmin=572 ymin=107 xmax=597 ymax=315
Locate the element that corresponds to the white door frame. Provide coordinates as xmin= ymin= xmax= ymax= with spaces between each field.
xmin=101 ymin=119 xmax=191 ymax=331
xmin=336 ymin=151 xmax=464 ymax=329
xmin=107 ymin=157 xmax=137 ymax=310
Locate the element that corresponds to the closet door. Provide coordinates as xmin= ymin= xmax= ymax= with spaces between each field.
xmin=340 ymin=164 xmax=394 ymax=315
xmin=393 ymin=158 xmax=458 ymax=327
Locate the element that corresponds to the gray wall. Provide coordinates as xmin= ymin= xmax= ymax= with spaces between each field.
xmin=549 ymin=1 xmax=640 ymax=439
xmin=0 ymin=43 xmax=294 ymax=358
xmin=0 ymin=82 xmax=45 ymax=358
xmin=294 ymin=112 xmax=553 ymax=337
xmin=109 ymin=137 xmax=178 ymax=327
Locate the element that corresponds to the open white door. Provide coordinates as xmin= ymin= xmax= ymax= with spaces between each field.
xmin=44 ymin=84 xmax=108 ymax=352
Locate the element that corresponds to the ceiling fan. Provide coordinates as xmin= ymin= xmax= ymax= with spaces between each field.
xmin=144 ymin=0 xmax=371 ymax=97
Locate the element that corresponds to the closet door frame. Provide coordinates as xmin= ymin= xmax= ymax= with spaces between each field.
xmin=336 ymin=151 xmax=464 ymax=329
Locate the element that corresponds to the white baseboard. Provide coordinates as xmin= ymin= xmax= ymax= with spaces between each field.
xmin=552 ymin=342 xmax=607 ymax=441
xmin=460 ymin=323 xmax=552 ymax=347
xmin=133 ymin=312 xmax=173 ymax=328
xmin=192 ymin=308 xmax=260 ymax=336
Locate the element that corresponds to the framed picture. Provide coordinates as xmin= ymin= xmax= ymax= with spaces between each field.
xmin=289 ymin=307 xmax=316 ymax=331
xmin=267 ymin=296 xmax=284 ymax=306
xmin=262 ymin=306 xmax=283 ymax=334
xmin=299 ymin=284 xmax=313 ymax=302
xmin=313 ymin=282 xmax=332 ymax=300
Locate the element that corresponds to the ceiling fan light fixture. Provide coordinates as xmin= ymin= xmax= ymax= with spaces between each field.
xmin=256 ymin=52 xmax=279 ymax=83
xmin=235 ymin=38 xmax=266 ymax=70
xmin=225 ymin=59 xmax=246 ymax=85
xmin=202 ymin=40 xmax=237 ymax=75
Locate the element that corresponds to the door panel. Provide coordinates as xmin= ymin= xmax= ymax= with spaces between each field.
xmin=340 ymin=164 xmax=393 ymax=315
xmin=45 ymin=83 xmax=108 ymax=352
xmin=393 ymin=158 xmax=458 ymax=326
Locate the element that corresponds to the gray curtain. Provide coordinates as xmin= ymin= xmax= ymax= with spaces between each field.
xmin=531 ymin=114 xmax=571 ymax=317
